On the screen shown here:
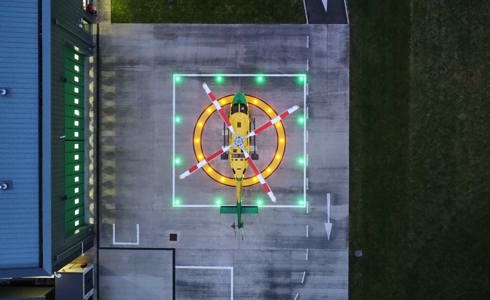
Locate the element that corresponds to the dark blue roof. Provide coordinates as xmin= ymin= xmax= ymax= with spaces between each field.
xmin=0 ymin=0 xmax=40 ymax=270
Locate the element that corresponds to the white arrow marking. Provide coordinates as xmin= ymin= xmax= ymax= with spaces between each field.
xmin=325 ymin=193 xmax=333 ymax=240
xmin=327 ymin=193 xmax=331 ymax=222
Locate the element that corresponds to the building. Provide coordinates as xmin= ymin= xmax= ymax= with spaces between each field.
xmin=0 ymin=0 xmax=97 ymax=278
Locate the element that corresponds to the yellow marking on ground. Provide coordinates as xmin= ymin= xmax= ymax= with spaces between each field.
xmin=193 ymin=95 xmax=286 ymax=187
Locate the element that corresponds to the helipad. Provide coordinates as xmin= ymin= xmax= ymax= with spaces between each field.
xmin=98 ymin=24 xmax=349 ymax=299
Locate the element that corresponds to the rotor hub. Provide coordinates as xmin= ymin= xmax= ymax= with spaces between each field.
xmin=235 ymin=137 xmax=244 ymax=147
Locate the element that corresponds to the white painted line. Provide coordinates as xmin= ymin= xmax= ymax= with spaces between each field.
xmin=327 ymin=193 xmax=331 ymax=223
xmin=174 ymin=73 xmax=308 ymax=209
xmin=177 ymin=204 xmax=305 ymax=208
xmin=112 ymin=224 xmax=140 ymax=246
xmin=176 ymin=266 xmax=233 ymax=270
xmin=325 ymin=193 xmax=333 ymax=240
xmin=322 ymin=0 xmax=329 ymax=12
xmin=344 ymin=0 xmax=350 ymax=24
xmin=306 ymin=129 xmax=309 ymax=144
xmin=172 ymin=75 xmax=176 ymax=207
xmin=306 ymin=35 xmax=310 ymax=49
xmin=303 ymin=76 xmax=307 ymax=213
xmin=294 ymin=292 xmax=300 ymax=300
xmin=305 ymin=248 xmax=309 ymax=261
xmin=306 ymin=177 xmax=309 ymax=191
xmin=306 ymin=59 xmax=309 ymax=72
xmin=176 ymin=74 xmax=306 ymax=77
xmin=306 ymin=224 xmax=309 ymax=238
xmin=231 ymin=267 xmax=234 ymax=300
xmin=306 ymin=83 xmax=309 ymax=95
xmin=303 ymin=0 xmax=309 ymax=24
xmin=301 ymin=271 xmax=306 ymax=284
xmin=176 ymin=266 xmax=233 ymax=300
xmin=306 ymin=198 xmax=309 ymax=214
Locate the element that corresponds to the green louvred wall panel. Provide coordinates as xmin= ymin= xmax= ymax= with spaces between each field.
xmin=65 ymin=105 xmax=84 ymax=119
xmin=64 ymin=153 xmax=83 ymax=165
xmin=64 ymin=45 xmax=85 ymax=238
xmin=65 ymin=141 xmax=84 ymax=153
xmin=65 ymin=128 xmax=84 ymax=141
xmin=64 ymin=117 xmax=83 ymax=130
xmin=64 ymin=163 xmax=82 ymax=176
xmin=65 ymin=94 xmax=83 ymax=107
xmin=64 ymin=196 xmax=83 ymax=212
xmin=65 ymin=174 xmax=84 ymax=188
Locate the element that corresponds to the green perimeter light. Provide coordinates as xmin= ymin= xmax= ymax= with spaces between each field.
xmin=214 ymin=196 xmax=223 ymax=206
xmin=174 ymin=197 xmax=182 ymax=206
xmin=255 ymin=74 xmax=265 ymax=85
xmin=296 ymin=115 xmax=305 ymax=126
xmin=174 ymin=155 xmax=183 ymax=166
xmin=174 ymin=74 xmax=183 ymax=84
xmin=174 ymin=115 xmax=182 ymax=124
xmin=256 ymin=197 xmax=264 ymax=207
xmin=296 ymin=74 xmax=306 ymax=84
xmin=296 ymin=155 xmax=305 ymax=167
xmin=215 ymin=75 xmax=225 ymax=84
xmin=297 ymin=196 xmax=305 ymax=206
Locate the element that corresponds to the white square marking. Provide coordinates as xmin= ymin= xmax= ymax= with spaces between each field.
xmin=172 ymin=74 xmax=307 ymax=209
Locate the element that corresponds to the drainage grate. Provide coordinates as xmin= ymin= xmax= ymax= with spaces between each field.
xmin=169 ymin=233 xmax=178 ymax=242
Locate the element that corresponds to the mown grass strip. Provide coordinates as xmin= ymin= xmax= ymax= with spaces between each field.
xmin=112 ymin=0 xmax=305 ymax=24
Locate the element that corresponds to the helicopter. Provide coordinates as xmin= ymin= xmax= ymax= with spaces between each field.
xmin=179 ymin=82 xmax=299 ymax=232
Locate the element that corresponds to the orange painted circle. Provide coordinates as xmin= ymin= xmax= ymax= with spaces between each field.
xmin=193 ymin=95 xmax=286 ymax=187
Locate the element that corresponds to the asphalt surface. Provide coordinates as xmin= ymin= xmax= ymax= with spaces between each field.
xmin=305 ymin=0 xmax=349 ymax=24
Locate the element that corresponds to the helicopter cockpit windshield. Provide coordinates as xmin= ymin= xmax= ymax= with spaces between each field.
xmin=231 ymin=103 xmax=248 ymax=114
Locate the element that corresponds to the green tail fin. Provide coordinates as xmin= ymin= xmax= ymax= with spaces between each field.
xmin=220 ymin=205 xmax=259 ymax=214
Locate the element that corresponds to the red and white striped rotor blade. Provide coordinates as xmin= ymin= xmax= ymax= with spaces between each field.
xmin=244 ymin=105 xmax=299 ymax=140
xmin=179 ymin=144 xmax=233 ymax=179
xmin=202 ymin=82 xmax=238 ymax=137
xmin=240 ymin=146 xmax=276 ymax=202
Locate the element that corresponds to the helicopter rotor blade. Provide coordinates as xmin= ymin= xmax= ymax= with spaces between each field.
xmin=202 ymin=82 xmax=238 ymax=138
xmin=239 ymin=145 xmax=276 ymax=202
xmin=243 ymin=105 xmax=299 ymax=140
xmin=179 ymin=144 xmax=234 ymax=179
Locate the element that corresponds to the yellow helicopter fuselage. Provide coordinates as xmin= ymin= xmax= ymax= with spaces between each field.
xmin=228 ymin=94 xmax=250 ymax=203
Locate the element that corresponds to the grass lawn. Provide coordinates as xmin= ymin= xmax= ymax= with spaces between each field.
xmin=111 ymin=0 xmax=305 ymax=23
xmin=350 ymin=1 xmax=490 ymax=299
